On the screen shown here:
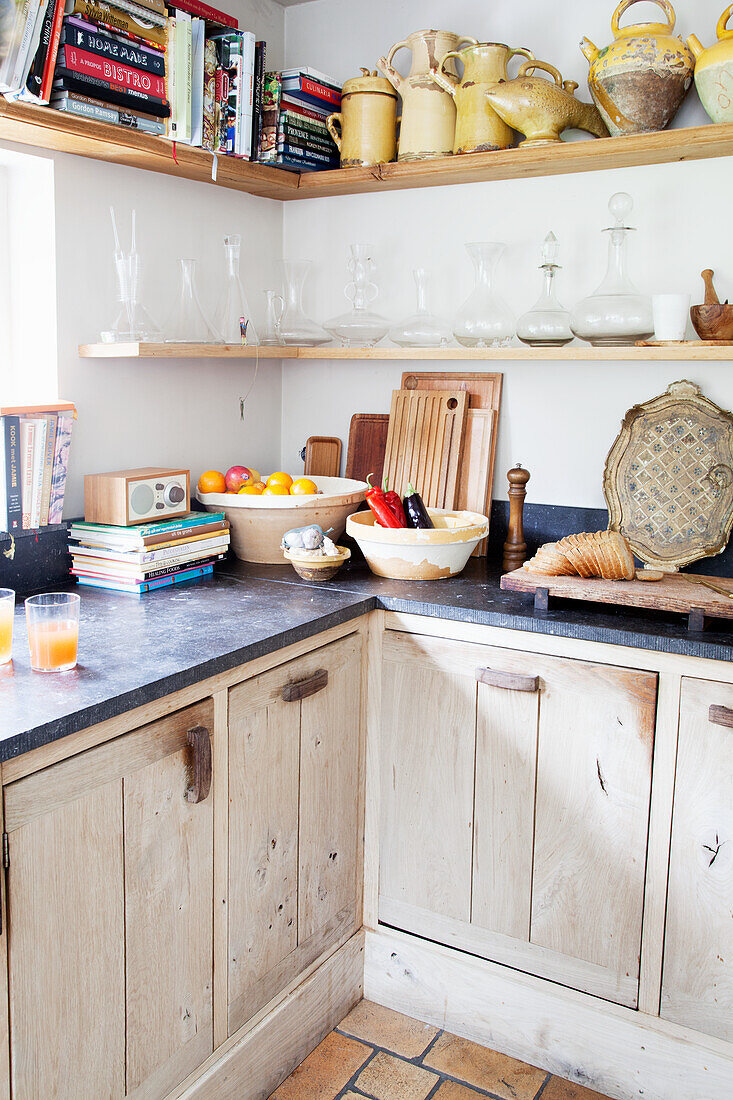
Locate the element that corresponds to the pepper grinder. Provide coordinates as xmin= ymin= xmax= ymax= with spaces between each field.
xmin=502 ymin=463 xmax=530 ymax=572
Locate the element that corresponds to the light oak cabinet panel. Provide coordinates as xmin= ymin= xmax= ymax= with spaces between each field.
xmin=227 ymin=633 xmax=363 ymax=1036
xmin=379 ymin=631 xmax=657 ymax=1007
xmin=4 ymin=700 xmax=214 ymax=1100
xmin=661 ymin=676 xmax=733 ymax=1042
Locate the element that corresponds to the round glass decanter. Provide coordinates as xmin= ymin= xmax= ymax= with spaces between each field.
xmin=570 ymin=192 xmax=653 ymax=346
xmin=278 ymin=260 xmax=329 ymax=346
xmin=165 ymin=258 xmax=223 ymax=343
xmin=453 ymin=242 xmax=514 ymax=348
xmin=389 ymin=268 xmax=452 ymax=347
xmin=516 ymin=232 xmax=573 ymax=347
xmin=324 ymin=244 xmax=390 ymax=347
xmin=214 ymin=234 xmax=259 ymax=345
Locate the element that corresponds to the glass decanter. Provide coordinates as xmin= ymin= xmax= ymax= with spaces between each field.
xmin=389 ymin=268 xmax=452 ymax=347
xmin=278 ymin=260 xmax=329 ymax=346
xmin=324 ymin=244 xmax=390 ymax=347
xmin=214 ymin=234 xmax=258 ymax=345
xmin=453 ymin=242 xmax=514 ymax=348
xmin=516 ymin=232 xmax=573 ymax=347
xmin=261 ymin=290 xmax=285 ymax=345
xmin=570 ymin=192 xmax=653 ymax=346
xmin=101 ymin=207 xmax=162 ymax=343
xmin=165 ymin=258 xmax=222 ymax=343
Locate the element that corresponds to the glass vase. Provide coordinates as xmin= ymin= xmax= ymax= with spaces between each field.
xmin=389 ymin=268 xmax=452 ymax=347
xmin=165 ymin=258 xmax=223 ymax=343
xmin=214 ymin=234 xmax=258 ymax=345
xmin=453 ymin=242 xmax=514 ymax=348
xmin=278 ymin=260 xmax=329 ymax=346
xmin=570 ymin=192 xmax=653 ymax=346
xmin=516 ymin=232 xmax=573 ymax=347
xmin=101 ymin=207 xmax=162 ymax=343
xmin=324 ymin=244 xmax=390 ymax=347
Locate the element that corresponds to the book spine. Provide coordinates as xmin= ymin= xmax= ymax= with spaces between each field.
xmin=170 ymin=0 xmax=237 ymax=30
xmin=38 ymin=413 xmax=57 ymax=526
xmin=117 ymin=107 xmax=166 ymax=133
xmin=280 ymin=108 xmax=331 ymax=135
xmin=52 ymin=94 xmax=118 ymax=123
xmin=59 ymin=44 xmax=165 ymax=97
xmin=189 ymin=17 xmax=204 ymax=146
xmin=239 ymin=29 xmax=254 ymax=158
xmin=73 ymin=554 xmax=221 ymax=583
xmin=62 ymin=23 xmax=165 ymax=76
xmin=40 ymin=0 xmax=65 ymax=100
xmin=201 ymin=37 xmax=217 ymax=150
xmin=69 ymin=0 xmax=167 ymax=48
xmin=103 ymin=0 xmax=167 ymax=29
xmin=251 ymin=39 xmax=264 ymax=160
xmin=70 ymin=533 xmax=229 ymax=565
xmin=279 ymin=122 xmax=336 ymax=153
xmin=54 ymin=71 xmax=171 ymax=115
xmin=257 ymin=69 xmax=280 ymax=162
xmin=277 ymin=142 xmax=338 ymax=165
xmin=19 ymin=420 xmax=34 ymax=529
xmin=9 ymin=0 xmax=43 ymax=91
xmin=1 ymin=418 xmax=22 ymax=532
xmin=23 ymin=0 xmax=55 ymax=99
xmin=165 ymin=16 xmax=176 ymax=135
xmin=279 ymin=93 xmax=331 ymax=121
xmin=285 ymin=75 xmax=340 ymax=108
xmin=28 ymin=417 xmax=46 ymax=529
xmin=47 ymin=414 xmax=73 ymax=525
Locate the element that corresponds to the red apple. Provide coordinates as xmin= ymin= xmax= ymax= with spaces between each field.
xmin=225 ymin=465 xmax=252 ymax=492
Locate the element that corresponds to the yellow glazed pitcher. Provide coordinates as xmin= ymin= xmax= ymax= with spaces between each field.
xmin=378 ymin=28 xmax=477 ymax=161
xmin=688 ymin=6 xmax=733 ymax=123
xmin=431 ymin=42 xmax=534 ymax=153
xmin=327 ymin=69 xmax=398 ymax=167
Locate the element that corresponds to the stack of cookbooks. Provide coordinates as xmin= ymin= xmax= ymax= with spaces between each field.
xmin=0 ymin=402 xmax=75 ymax=533
xmin=258 ymin=67 xmax=340 ymax=170
xmin=68 ymin=510 xmax=230 ymax=594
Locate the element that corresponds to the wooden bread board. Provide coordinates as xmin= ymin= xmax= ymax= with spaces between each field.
xmin=304 ymin=436 xmax=342 ymax=477
xmin=345 ymin=413 xmax=389 ymax=485
xmin=501 ymin=568 xmax=733 ymax=622
xmin=384 ymin=388 xmax=468 ymax=509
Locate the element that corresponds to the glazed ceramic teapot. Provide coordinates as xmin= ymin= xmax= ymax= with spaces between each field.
xmin=580 ymin=0 xmax=694 ymax=135
xmin=327 ymin=69 xmax=398 ymax=167
xmin=484 ymin=60 xmax=608 ymax=146
xmin=377 ymin=29 xmax=477 ymax=161
xmin=688 ymin=6 xmax=733 ymax=123
xmin=431 ymin=42 xmax=534 ymax=154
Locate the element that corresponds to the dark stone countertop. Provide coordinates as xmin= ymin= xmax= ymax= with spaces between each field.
xmin=2 ymin=559 xmax=733 ymax=764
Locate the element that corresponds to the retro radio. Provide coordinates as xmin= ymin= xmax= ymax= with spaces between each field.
xmin=84 ymin=468 xmax=191 ymax=526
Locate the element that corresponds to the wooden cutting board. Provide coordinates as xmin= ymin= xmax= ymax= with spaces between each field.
xmin=304 ymin=436 xmax=342 ymax=477
xmin=345 ymin=413 xmax=389 ymax=484
xmin=401 ymin=370 xmax=502 ymax=411
xmin=384 ymin=389 xmax=468 ymax=508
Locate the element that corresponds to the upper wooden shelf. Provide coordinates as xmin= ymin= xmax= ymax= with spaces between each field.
xmin=79 ymin=342 xmax=733 ymax=361
xmin=2 ymin=99 xmax=733 ymax=202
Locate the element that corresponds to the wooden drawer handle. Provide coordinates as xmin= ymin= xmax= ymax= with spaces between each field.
xmin=282 ymin=668 xmax=329 ymax=703
xmin=476 ymin=667 xmax=539 ymax=693
xmin=709 ymin=704 xmax=733 ymax=728
xmin=186 ymin=725 xmax=212 ymax=804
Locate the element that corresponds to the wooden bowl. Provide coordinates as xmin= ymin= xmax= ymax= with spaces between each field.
xmin=346 ymin=509 xmax=489 ymax=580
xmin=690 ymin=304 xmax=733 ymax=342
xmin=196 ymin=477 xmax=367 ymax=563
xmin=284 ymin=546 xmax=351 ymax=581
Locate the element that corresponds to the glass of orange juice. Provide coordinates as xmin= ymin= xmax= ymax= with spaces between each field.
xmin=0 ymin=589 xmax=14 ymax=664
xmin=25 ymin=592 xmax=80 ymax=673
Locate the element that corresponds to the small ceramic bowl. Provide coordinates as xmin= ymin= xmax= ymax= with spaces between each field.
xmin=283 ymin=545 xmax=351 ymax=581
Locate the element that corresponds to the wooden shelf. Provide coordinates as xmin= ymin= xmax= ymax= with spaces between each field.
xmin=79 ymin=342 xmax=733 ymax=361
xmin=2 ymin=99 xmax=733 ymax=202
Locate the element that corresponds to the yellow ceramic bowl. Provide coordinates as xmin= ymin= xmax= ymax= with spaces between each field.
xmin=346 ymin=509 xmax=489 ymax=579
xmin=283 ymin=545 xmax=351 ymax=581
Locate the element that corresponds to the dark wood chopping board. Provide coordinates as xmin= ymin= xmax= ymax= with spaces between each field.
xmin=345 ymin=413 xmax=389 ymax=484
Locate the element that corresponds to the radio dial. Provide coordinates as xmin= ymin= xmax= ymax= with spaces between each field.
xmin=165 ymin=483 xmax=186 ymax=506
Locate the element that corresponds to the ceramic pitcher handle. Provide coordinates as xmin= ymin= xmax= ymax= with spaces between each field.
xmin=611 ymin=0 xmax=675 ymax=36
xmin=518 ymin=59 xmax=563 ymax=86
xmin=326 ymin=112 xmax=342 ymax=151
xmin=433 ymin=51 xmax=461 ymax=96
xmin=717 ymin=4 xmax=733 ymax=38
xmin=457 ymin=35 xmax=478 ymax=48
xmin=507 ymin=46 xmax=535 ymax=67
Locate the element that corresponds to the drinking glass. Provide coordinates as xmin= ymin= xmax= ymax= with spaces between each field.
xmin=25 ymin=592 xmax=80 ymax=673
xmin=0 ymin=589 xmax=14 ymax=664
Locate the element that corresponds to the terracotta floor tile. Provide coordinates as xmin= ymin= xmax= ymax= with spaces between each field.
xmin=339 ymin=999 xmax=439 ymax=1059
xmin=268 ymin=1030 xmax=372 ymax=1100
xmin=433 ymin=1083 xmax=485 ymax=1098
xmin=541 ymin=1077 xmax=610 ymax=1099
xmin=354 ymin=1050 xmax=438 ymax=1100
xmin=424 ymin=1032 xmax=546 ymax=1099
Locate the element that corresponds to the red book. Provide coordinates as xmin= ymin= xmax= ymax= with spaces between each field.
xmin=171 ymin=0 xmax=237 ymax=29
xmin=40 ymin=0 xmax=65 ymax=101
xmin=301 ymin=76 xmax=340 ymax=105
xmin=280 ymin=96 xmax=332 ymax=123
xmin=61 ymin=44 xmax=166 ymax=98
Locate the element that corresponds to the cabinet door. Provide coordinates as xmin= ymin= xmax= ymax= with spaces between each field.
xmin=228 ymin=632 xmax=362 ymax=1036
xmin=4 ymin=700 xmax=214 ymax=1100
xmin=661 ymin=677 xmax=733 ymax=1041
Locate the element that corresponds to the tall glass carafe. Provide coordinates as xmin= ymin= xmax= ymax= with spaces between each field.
xmin=214 ymin=234 xmax=258 ymax=345
xmin=516 ymin=232 xmax=573 ymax=346
xmin=389 ymin=268 xmax=452 ymax=347
xmin=453 ymin=242 xmax=514 ymax=347
xmin=278 ymin=260 xmax=329 ymax=346
xmin=570 ymin=192 xmax=653 ymax=345
xmin=101 ymin=207 xmax=162 ymax=343
xmin=165 ymin=258 xmax=222 ymax=343
xmin=324 ymin=244 xmax=390 ymax=347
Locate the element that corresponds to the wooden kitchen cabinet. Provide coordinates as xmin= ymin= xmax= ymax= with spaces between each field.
xmin=380 ymin=630 xmax=657 ymax=1007
xmin=3 ymin=699 xmax=214 ymax=1100
xmin=227 ymin=632 xmax=363 ymax=1036
xmin=661 ymin=676 xmax=733 ymax=1042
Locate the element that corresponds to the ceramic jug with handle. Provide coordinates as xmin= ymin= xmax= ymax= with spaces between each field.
xmin=378 ymin=28 xmax=477 ymax=160
xmin=580 ymin=0 xmax=694 ymax=135
xmin=688 ymin=6 xmax=733 ymax=123
xmin=431 ymin=42 xmax=534 ymax=153
xmin=327 ymin=69 xmax=398 ymax=167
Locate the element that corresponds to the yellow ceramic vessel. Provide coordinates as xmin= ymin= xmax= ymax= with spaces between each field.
xmin=580 ymin=0 xmax=694 ymax=135
xmin=484 ymin=61 xmax=608 ymax=146
xmin=326 ymin=69 xmax=398 ymax=167
xmin=688 ymin=6 xmax=733 ymax=123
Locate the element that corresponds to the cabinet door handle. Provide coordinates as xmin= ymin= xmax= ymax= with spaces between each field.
xmin=282 ymin=668 xmax=329 ymax=702
xmin=186 ymin=725 xmax=212 ymax=804
xmin=476 ymin=667 xmax=539 ymax=693
xmin=709 ymin=704 xmax=733 ymax=728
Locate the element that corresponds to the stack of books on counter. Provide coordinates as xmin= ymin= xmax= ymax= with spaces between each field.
xmin=0 ymin=402 xmax=75 ymax=534
xmin=258 ymin=67 xmax=340 ymax=171
xmin=69 ymin=510 xmax=230 ymax=594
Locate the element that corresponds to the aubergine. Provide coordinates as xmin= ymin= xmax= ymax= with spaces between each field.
xmin=403 ymin=484 xmax=434 ymax=529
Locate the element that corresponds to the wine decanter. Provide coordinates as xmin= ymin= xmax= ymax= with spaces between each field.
xmin=214 ymin=234 xmax=258 ymax=345
xmin=516 ymin=232 xmax=573 ymax=346
xmin=165 ymin=258 xmax=223 ymax=343
xmin=324 ymin=244 xmax=390 ymax=347
xmin=389 ymin=268 xmax=452 ymax=347
xmin=278 ymin=260 xmax=329 ymax=346
xmin=453 ymin=242 xmax=514 ymax=347
xmin=261 ymin=290 xmax=285 ymax=345
xmin=101 ymin=207 xmax=162 ymax=343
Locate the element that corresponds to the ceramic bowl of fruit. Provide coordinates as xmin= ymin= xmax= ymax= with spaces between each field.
xmin=346 ymin=508 xmax=489 ymax=580
xmin=196 ymin=467 xmax=367 ymax=564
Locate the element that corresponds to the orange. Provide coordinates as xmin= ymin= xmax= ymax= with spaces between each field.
xmin=266 ymin=471 xmax=293 ymax=490
xmin=250 ymin=481 xmax=266 ymax=492
xmin=238 ymin=484 xmax=264 ymax=495
xmin=289 ymin=478 xmax=318 ymax=495
xmin=197 ymin=469 xmax=226 ymax=494
xmin=263 ymin=484 xmax=290 ymax=496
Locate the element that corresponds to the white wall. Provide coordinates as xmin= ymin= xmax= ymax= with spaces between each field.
xmin=280 ymin=0 xmax=733 ymax=509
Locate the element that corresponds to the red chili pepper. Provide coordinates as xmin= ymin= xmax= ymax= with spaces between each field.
xmin=365 ymin=473 xmax=403 ymax=528
xmin=382 ymin=477 xmax=407 ymax=527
